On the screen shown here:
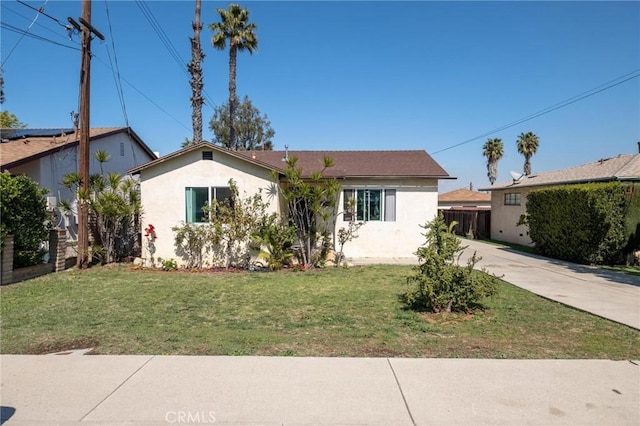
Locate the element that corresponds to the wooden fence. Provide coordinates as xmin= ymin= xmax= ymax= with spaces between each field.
xmin=440 ymin=209 xmax=491 ymax=239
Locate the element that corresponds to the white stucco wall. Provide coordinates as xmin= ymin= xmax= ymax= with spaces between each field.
xmin=139 ymin=148 xmax=280 ymax=266
xmin=490 ymin=187 xmax=533 ymax=245
xmin=335 ymin=178 xmax=440 ymax=258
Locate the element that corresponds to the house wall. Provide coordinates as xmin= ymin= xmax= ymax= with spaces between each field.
xmin=490 ymin=187 xmax=533 ymax=245
xmin=19 ymin=132 xmax=155 ymax=238
xmin=139 ymin=148 xmax=280 ymax=266
xmin=335 ymin=178 xmax=439 ymax=258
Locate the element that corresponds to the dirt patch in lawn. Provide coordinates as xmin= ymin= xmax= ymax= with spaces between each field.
xmin=420 ymin=311 xmax=476 ymax=325
xmin=26 ymin=336 xmax=99 ymax=355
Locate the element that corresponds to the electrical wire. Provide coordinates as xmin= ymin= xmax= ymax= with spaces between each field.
xmin=134 ymin=0 xmax=216 ymax=109
xmin=103 ymin=0 xmax=136 ymax=164
xmin=16 ymin=0 xmax=68 ymax=28
xmin=2 ymin=4 xmax=77 ymax=42
xmin=2 ymin=0 xmax=49 ymax=66
xmin=92 ymin=55 xmax=191 ymax=132
xmin=103 ymin=2 xmax=129 ymax=126
xmin=431 ymin=69 xmax=640 ymax=155
xmin=1 ymin=21 xmax=79 ymax=52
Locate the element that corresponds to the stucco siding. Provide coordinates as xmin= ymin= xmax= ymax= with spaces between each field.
xmin=490 ymin=188 xmax=533 ymax=245
xmin=139 ymin=148 xmax=280 ymax=266
xmin=335 ymin=178 xmax=439 ymax=258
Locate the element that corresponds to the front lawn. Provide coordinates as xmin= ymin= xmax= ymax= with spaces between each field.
xmin=1 ymin=265 xmax=638 ymax=358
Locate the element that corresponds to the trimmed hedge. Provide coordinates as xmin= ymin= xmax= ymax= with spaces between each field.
xmin=623 ymin=182 xmax=640 ymax=254
xmin=526 ymin=182 xmax=628 ymax=265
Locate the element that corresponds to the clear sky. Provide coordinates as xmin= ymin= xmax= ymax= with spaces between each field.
xmin=2 ymin=1 xmax=639 ymax=192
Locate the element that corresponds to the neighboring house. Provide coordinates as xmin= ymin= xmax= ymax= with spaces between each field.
xmin=438 ymin=189 xmax=491 ymax=239
xmin=1 ymin=127 xmax=156 ymax=238
xmin=129 ymin=143 xmax=453 ymax=264
xmin=438 ymin=189 xmax=491 ymax=210
xmin=480 ymin=153 xmax=640 ymax=245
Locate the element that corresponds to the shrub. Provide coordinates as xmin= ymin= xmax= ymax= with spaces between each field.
xmin=252 ymin=213 xmax=296 ymax=270
xmin=0 ymin=172 xmax=50 ymax=267
xmin=172 ymin=222 xmax=211 ymax=269
xmin=526 ymin=182 xmax=627 ymax=264
xmin=161 ymin=258 xmax=178 ymax=271
xmin=401 ymin=213 xmax=499 ymax=313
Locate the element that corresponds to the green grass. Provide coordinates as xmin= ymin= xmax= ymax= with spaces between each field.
xmin=601 ymin=265 xmax=640 ymax=277
xmin=1 ymin=265 xmax=638 ymax=359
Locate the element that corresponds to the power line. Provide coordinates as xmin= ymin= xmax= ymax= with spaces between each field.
xmin=92 ymin=55 xmax=191 ymax=132
xmin=2 ymin=0 xmax=49 ymax=66
xmin=1 ymin=21 xmax=79 ymax=52
xmin=134 ymin=0 xmax=216 ymax=109
xmin=431 ymin=69 xmax=640 ymax=155
xmin=103 ymin=1 xmax=129 ymax=128
xmin=0 ymin=14 xmax=190 ymax=132
xmin=16 ymin=0 xmax=68 ymax=28
xmin=3 ymin=4 xmax=77 ymax=42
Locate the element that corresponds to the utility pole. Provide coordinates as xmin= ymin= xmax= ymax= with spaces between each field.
xmin=69 ymin=0 xmax=104 ymax=268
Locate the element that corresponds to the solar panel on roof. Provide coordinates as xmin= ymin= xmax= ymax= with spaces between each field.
xmin=0 ymin=128 xmax=75 ymax=140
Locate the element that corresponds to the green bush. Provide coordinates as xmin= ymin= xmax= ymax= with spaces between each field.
xmin=252 ymin=213 xmax=296 ymax=270
xmin=161 ymin=258 xmax=178 ymax=271
xmin=401 ymin=213 xmax=499 ymax=313
xmin=526 ymin=182 xmax=627 ymax=264
xmin=0 ymin=172 xmax=51 ymax=267
xmin=623 ymin=183 xmax=640 ymax=254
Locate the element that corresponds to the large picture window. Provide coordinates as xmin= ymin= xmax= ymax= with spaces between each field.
xmin=343 ymin=189 xmax=396 ymax=222
xmin=185 ymin=186 xmax=232 ymax=223
xmin=504 ymin=192 xmax=521 ymax=206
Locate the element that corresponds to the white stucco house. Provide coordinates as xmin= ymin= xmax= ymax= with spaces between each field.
xmin=480 ymin=153 xmax=640 ymax=246
xmin=0 ymin=127 xmax=157 ymax=238
xmin=129 ymin=143 xmax=454 ymax=265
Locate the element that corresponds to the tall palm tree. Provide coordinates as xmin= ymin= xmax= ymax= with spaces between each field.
xmin=516 ymin=131 xmax=540 ymax=175
xmin=482 ymin=137 xmax=504 ymax=185
xmin=210 ymin=4 xmax=258 ymax=151
xmin=188 ymin=0 xmax=205 ymax=145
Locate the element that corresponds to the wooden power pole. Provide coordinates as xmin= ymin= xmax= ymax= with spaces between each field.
xmin=69 ymin=0 xmax=103 ymax=268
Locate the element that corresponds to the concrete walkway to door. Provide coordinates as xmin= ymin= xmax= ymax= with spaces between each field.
xmin=352 ymin=239 xmax=640 ymax=330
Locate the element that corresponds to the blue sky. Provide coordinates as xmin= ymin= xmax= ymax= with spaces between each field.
xmin=2 ymin=1 xmax=639 ymax=192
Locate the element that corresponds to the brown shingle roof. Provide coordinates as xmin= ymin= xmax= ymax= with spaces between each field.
xmin=238 ymin=149 xmax=452 ymax=179
xmin=130 ymin=143 xmax=453 ymax=179
xmin=439 ymin=189 xmax=491 ymax=203
xmin=0 ymin=127 xmax=155 ymax=169
xmin=481 ymin=154 xmax=640 ymax=191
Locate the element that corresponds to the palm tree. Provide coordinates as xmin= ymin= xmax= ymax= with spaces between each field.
xmin=516 ymin=131 xmax=540 ymax=175
xmin=188 ymin=0 xmax=205 ymax=145
xmin=482 ymin=138 xmax=504 ymax=185
xmin=210 ymin=4 xmax=258 ymax=151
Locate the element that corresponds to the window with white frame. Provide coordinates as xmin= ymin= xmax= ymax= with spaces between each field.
xmin=343 ymin=189 xmax=396 ymax=222
xmin=504 ymin=192 xmax=521 ymax=206
xmin=185 ymin=186 xmax=232 ymax=223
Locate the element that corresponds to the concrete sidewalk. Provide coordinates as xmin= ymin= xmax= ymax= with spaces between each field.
xmin=1 ymin=355 xmax=639 ymax=425
xmin=352 ymin=239 xmax=640 ymax=330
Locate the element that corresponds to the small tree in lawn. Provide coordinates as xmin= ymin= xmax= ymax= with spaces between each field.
xmin=278 ymin=156 xmax=340 ymax=267
xmin=401 ymin=213 xmax=499 ymax=313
